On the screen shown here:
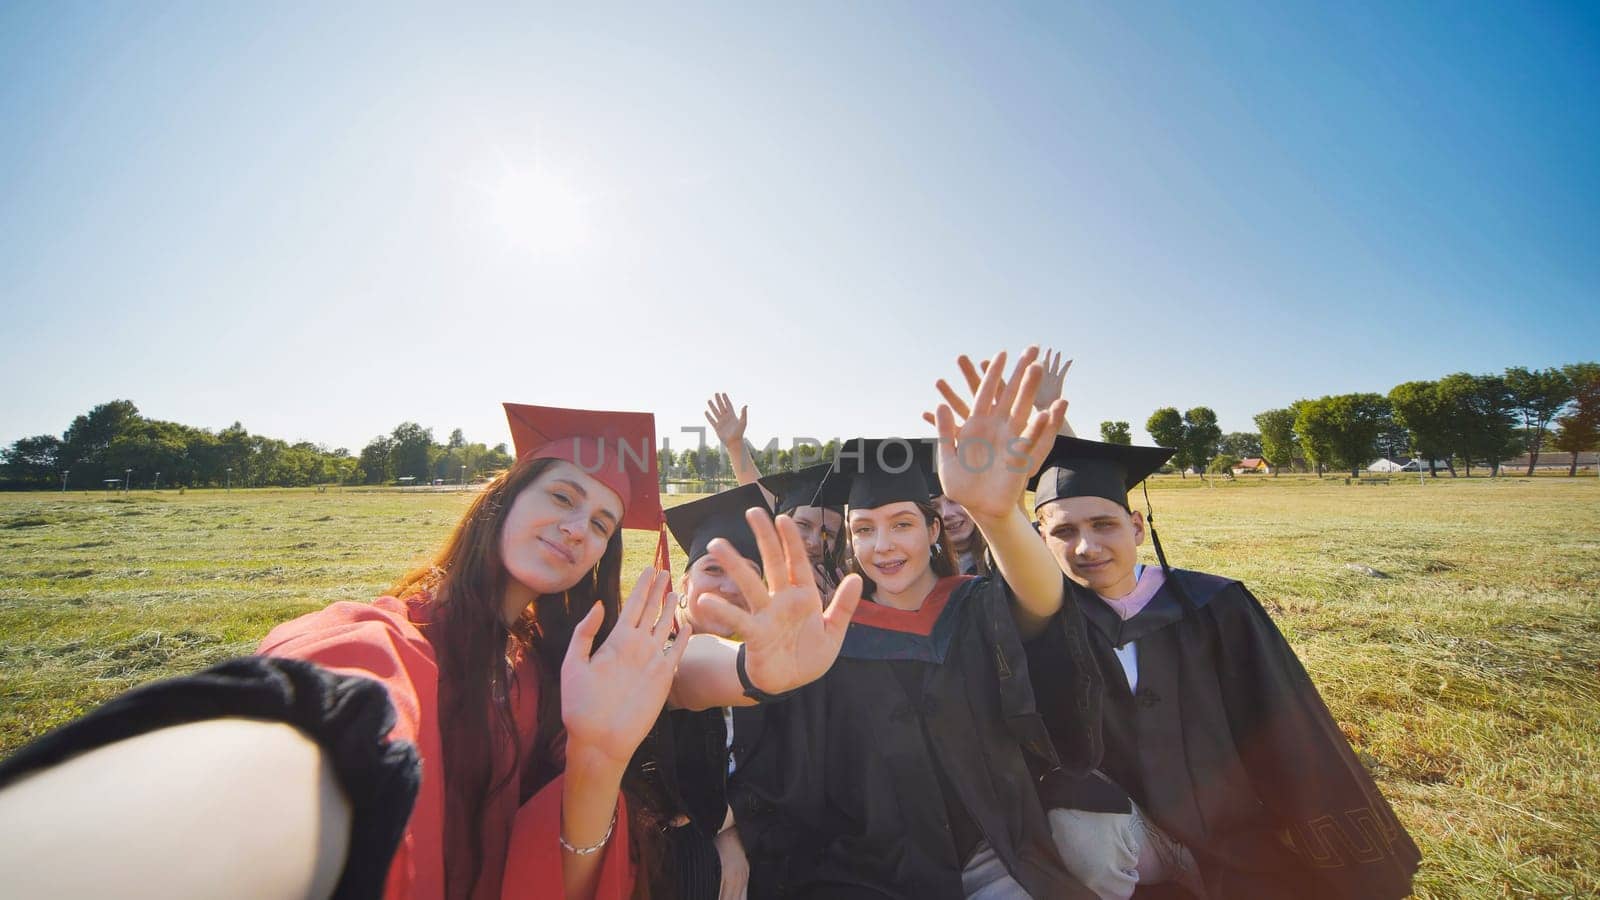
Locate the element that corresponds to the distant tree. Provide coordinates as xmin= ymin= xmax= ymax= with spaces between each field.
xmin=1374 ymin=418 xmax=1410 ymax=462
xmin=1099 ymin=421 xmax=1132 ymax=445
xmin=1218 ymin=432 xmax=1262 ymax=460
xmin=1208 ymin=454 xmax=1240 ymax=476
xmin=331 ymin=456 xmax=360 ymax=485
xmin=218 ymin=422 xmax=255 ymax=486
xmin=1505 ymin=367 xmax=1575 ymax=475
xmin=447 ymin=428 xmax=466 ymax=450
xmin=359 ymin=435 xmax=397 ymax=484
xmin=389 ymin=422 xmax=435 ymax=482
xmin=105 ymin=419 xmax=190 ymax=488
xmin=1253 ymin=408 xmax=1298 ymax=476
xmin=1388 ymin=381 xmax=1454 ymax=476
xmin=1301 ymin=393 xmax=1390 ymax=477
xmin=1437 ymin=373 xmax=1517 ymax=476
xmin=1182 ymin=407 xmax=1222 ymax=477
xmin=59 ymin=400 xmax=141 ymax=484
xmin=1291 ymin=399 xmax=1336 ymax=477
xmin=1550 ymin=412 xmax=1599 ymax=476
xmin=481 ymin=443 xmax=513 ymax=477
xmin=1 ymin=435 xmax=62 ymax=487
xmin=1146 ymin=408 xmax=1187 ymax=476
xmin=1551 ymin=363 xmax=1600 ymax=476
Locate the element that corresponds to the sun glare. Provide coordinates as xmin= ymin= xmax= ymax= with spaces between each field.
xmin=488 ymin=169 xmax=590 ymax=256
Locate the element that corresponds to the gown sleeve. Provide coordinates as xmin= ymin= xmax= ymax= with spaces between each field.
xmin=1213 ymin=584 xmax=1421 ymax=899
xmin=257 ymin=600 xmax=443 ymax=899
xmin=500 ymin=776 xmax=634 ymax=900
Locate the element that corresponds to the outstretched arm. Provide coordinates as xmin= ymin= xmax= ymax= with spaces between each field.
xmin=0 ymin=718 xmax=350 ymax=900
xmin=927 ymin=348 xmax=1076 ymax=439
xmin=671 ymin=510 xmax=863 ymax=710
xmin=705 ymin=393 xmax=766 ymax=490
xmin=933 ymin=347 xmax=1067 ymax=640
xmin=1035 ymin=348 xmax=1077 ymax=437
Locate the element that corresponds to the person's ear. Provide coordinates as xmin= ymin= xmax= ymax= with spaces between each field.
xmin=1129 ymin=509 xmax=1147 ymax=546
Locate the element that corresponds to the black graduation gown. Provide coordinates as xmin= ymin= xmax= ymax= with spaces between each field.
xmin=1029 ymin=569 xmax=1421 ymax=899
xmin=632 ymin=701 xmax=773 ymax=899
xmin=729 ymin=575 xmax=1100 ymax=900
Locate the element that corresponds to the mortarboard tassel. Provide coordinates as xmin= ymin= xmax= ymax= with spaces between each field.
xmin=1143 ymin=482 xmax=1199 ymax=617
xmin=655 ymin=525 xmax=672 ymax=573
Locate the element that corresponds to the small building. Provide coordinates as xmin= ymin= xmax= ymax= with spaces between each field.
xmin=1366 ymin=458 xmax=1407 ymax=473
xmin=1231 ymin=457 xmax=1270 ymax=475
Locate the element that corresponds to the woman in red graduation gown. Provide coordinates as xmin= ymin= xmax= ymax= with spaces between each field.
xmin=0 ymin=402 xmax=863 ymax=900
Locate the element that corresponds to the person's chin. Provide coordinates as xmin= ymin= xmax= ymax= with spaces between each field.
xmin=1070 ymin=562 xmax=1114 ymax=586
xmin=512 ymin=560 xmax=576 ymax=596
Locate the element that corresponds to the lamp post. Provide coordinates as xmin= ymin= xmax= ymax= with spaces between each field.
xmin=61 ymin=470 xmax=69 ymax=492
xmin=155 ymin=471 xmax=161 ymax=491
xmin=226 ymin=467 xmax=233 ymax=492
xmin=124 ymin=469 xmax=132 ymax=495
xmin=461 ymin=464 xmax=467 ymax=490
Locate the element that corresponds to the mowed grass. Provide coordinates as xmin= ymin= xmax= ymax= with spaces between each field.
xmin=2 ymin=477 xmax=1597 ymax=898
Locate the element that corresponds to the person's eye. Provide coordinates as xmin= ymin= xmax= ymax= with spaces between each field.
xmin=853 ymin=526 xmax=871 ymax=537
xmin=590 ymin=518 xmax=609 ymax=537
xmin=705 ymin=565 xmax=723 ymax=577
xmin=552 ymin=491 xmax=572 ymax=506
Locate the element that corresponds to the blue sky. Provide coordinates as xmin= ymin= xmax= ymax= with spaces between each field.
xmin=2 ymin=2 xmax=1596 ymax=453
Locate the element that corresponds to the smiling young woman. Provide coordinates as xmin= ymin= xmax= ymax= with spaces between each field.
xmin=0 ymin=403 xmax=865 ymax=900
xmin=728 ymin=349 xmax=1106 ymax=900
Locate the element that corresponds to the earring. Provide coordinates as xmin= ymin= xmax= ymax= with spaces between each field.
xmin=932 ymin=541 xmax=943 ymax=555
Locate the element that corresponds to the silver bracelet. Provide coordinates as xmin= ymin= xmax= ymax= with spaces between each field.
xmin=560 ymin=810 xmax=618 ymax=856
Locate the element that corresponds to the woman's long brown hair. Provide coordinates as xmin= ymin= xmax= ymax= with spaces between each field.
xmin=844 ymin=499 xmax=959 ymax=599
xmin=391 ymin=456 xmax=662 ymax=898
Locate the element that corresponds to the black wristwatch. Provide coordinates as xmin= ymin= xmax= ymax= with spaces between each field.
xmin=736 ymin=644 xmax=799 ymax=704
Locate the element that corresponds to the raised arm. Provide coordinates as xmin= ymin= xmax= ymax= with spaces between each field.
xmin=1035 ymin=348 xmax=1077 ymax=437
xmin=926 ymin=347 xmax=1076 ymax=439
xmin=705 ymin=393 xmax=766 ymax=489
xmin=933 ymin=347 xmax=1067 ymax=640
xmin=560 ymin=570 xmax=692 ymax=898
xmin=670 ymin=509 xmax=862 ymax=710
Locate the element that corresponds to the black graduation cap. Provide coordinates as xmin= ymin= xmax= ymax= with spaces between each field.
xmin=664 ymin=482 xmax=771 ymax=569
xmin=818 ymin=438 xmax=939 ymax=509
xmin=1028 ymin=436 xmax=1175 ymax=512
xmin=758 ymin=462 xmax=838 ymax=515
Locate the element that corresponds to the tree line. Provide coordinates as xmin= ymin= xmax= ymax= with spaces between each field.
xmin=0 ymin=402 xmax=846 ymax=492
xmin=1096 ymin=362 xmax=1599 ymax=479
xmin=7 ymin=365 xmax=1596 ymax=490
xmin=0 ymin=401 xmax=515 ymax=490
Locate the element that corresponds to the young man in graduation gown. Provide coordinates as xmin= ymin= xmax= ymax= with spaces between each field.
xmin=1025 ymin=436 xmax=1422 ymax=899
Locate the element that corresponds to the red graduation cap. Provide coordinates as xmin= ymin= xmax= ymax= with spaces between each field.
xmin=503 ymin=402 xmax=669 ymax=570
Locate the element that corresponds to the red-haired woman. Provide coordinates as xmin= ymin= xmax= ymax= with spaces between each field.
xmin=0 ymin=404 xmax=861 ymax=900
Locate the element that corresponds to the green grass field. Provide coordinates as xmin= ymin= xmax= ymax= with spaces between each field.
xmin=2 ymin=476 xmax=1596 ymax=898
